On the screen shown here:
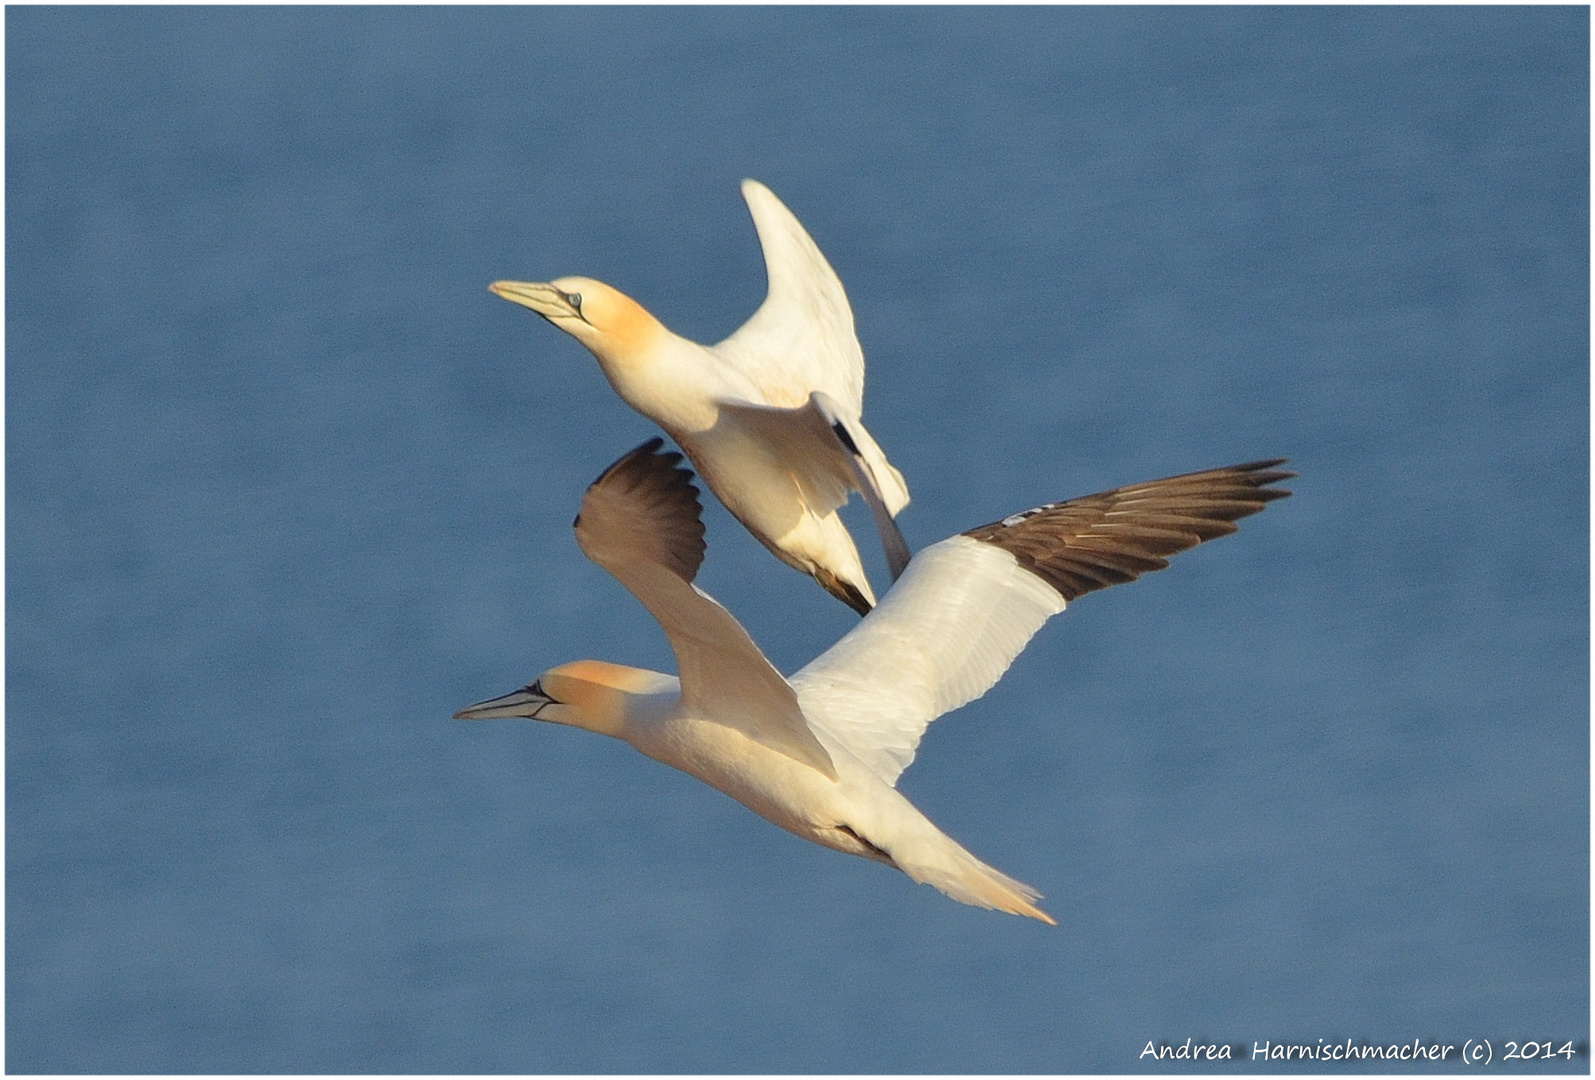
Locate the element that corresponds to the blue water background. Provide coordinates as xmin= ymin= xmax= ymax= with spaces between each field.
xmin=8 ymin=7 xmax=1588 ymax=1073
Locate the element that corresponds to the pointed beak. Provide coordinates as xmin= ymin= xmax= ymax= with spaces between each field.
xmin=453 ymin=683 xmax=557 ymax=720
xmin=489 ymin=280 xmax=579 ymax=321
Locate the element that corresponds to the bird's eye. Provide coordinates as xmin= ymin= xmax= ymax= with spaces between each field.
xmin=564 ymin=292 xmax=583 ymax=310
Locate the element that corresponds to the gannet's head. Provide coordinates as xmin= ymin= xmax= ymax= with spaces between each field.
xmin=453 ymin=659 xmax=675 ymax=740
xmin=489 ymin=276 xmax=666 ymax=371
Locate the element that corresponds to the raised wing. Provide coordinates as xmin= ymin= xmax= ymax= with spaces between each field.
xmin=714 ymin=180 xmax=865 ymax=415
xmin=793 ymin=460 xmax=1295 ymax=785
xmin=576 ymin=439 xmax=837 ymax=778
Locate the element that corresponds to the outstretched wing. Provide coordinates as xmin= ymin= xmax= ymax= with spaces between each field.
xmin=792 ymin=538 xmax=1066 ymax=784
xmin=714 ymin=179 xmax=866 ymax=414
xmin=576 ymin=439 xmax=837 ymax=778
xmin=962 ymin=460 xmax=1295 ymax=599
xmin=793 ymin=461 xmax=1295 ymax=785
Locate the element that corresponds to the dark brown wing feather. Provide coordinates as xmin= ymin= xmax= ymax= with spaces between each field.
xmin=963 ymin=460 xmax=1294 ymax=601
xmin=575 ymin=438 xmax=707 ymax=584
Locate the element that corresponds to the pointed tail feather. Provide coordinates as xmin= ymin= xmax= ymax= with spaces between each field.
xmin=898 ymin=843 xmax=1056 ymax=925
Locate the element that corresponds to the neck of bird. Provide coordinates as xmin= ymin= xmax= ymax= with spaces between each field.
xmin=589 ymin=331 xmax=725 ymax=433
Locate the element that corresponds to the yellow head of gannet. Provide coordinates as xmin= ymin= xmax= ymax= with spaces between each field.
xmin=489 ymin=277 xmax=667 ymax=377
xmin=456 ymin=440 xmax=1293 ymax=924
xmin=454 ymin=659 xmax=677 ymax=740
xmin=488 ymin=180 xmax=912 ymax=617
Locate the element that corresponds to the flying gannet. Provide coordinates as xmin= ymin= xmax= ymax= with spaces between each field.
xmin=489 ymin=179 xmax=910 ymax=615
xmin=456 ymin=440 xmax=1292 ymax=923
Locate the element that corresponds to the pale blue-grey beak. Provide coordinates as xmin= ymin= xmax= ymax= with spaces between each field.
xmin=488 ymin=281 xmax=584 ymax=323
xmin=453 ymin=681 xmax=556 ymax=721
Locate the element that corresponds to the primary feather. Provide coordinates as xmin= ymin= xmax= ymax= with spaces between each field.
xmin=458 ymin=442 xmax=1293 ymax=923
xmin=490 ymin=180 xmax=909 ymax=614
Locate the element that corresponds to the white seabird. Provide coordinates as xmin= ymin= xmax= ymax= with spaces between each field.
xmin=489 ymin=179 xmax=910 ymax=615
xmin=456 ymin=440 xmax=1292 ymax=923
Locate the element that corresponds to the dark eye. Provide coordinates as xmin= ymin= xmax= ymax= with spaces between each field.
xmin=564 ymin=292 xmax=583 ymax=310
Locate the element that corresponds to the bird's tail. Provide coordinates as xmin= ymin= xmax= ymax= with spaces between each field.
xmin=896 ymin=837 xmax=1056 ymax=925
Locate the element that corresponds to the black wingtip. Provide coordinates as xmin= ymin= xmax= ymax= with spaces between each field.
xmin=590 ymin=436 xmax=671 ymax=487
xmin=576 ymin=437 xmax=678 ymax=527
xmin=823 ymin=408 xmax=914 ymax=585
xmin=965 ymin=459 xmax=1295 ymax=602
xmin=576 ymin=436 xmax=708 ymax=583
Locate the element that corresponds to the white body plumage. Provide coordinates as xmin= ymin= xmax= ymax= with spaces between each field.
xmin=619 ymin=538 xmax=1064 ymax=919
xmin=490 ymin=179 xmax=909 ymax=614
xmin=456 ymin=443 xmax=1292 ymax=923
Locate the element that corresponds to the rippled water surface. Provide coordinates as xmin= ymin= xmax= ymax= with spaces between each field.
xmin=8 ymin=7 xmax=1587 ymax=1073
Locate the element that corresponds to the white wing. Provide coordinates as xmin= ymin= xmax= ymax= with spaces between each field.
xmin=792 ymin=460 xmax=1296 ymax=785
xmin=576 ymin=439 xmax=837 ymax=779
xmin=714 ymin=179 xmax=865 ymax=414
xmin=717 ymin=391 xmax=911 ymax=579
xmin=792 ymin=537 xmax=1065 ymax=786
